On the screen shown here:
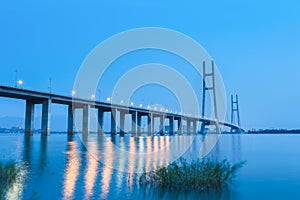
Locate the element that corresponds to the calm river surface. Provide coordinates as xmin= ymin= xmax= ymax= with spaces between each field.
xmin=0 ymin=133 xmax=300 ymax=200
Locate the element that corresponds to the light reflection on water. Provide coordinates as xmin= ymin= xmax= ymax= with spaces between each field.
xmin=100 ymin=135 xmax=114 ymax=200
xmin=1 ymin=133 xmax=300 ymax=199
xmin=62 ymin=136 xmax=80 ymax=200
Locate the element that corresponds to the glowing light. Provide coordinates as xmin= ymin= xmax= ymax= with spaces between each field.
xmin=106 ymin=97 xmax=111 ymax=102
xmin=139 ymin=104 xmax=143 ymax=108
xmin=71 ymin=90 xmax=76 ymax=96
xmin=17 ymin=80 xmax=23 ymax=85
xmin=130 ymin=102 xmax=134 ymax=106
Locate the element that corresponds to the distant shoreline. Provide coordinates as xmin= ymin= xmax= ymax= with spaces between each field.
xmin=246 ymin=129 xmax=300 ymax=134
xmin=1 ymin=130 xmax=300 ymax=135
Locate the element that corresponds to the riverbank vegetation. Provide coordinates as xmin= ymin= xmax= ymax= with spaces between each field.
xmin=0 ymin=161 xmax=22 ymax=199
xmin=139 ymin=159 xmax=245 ymax=192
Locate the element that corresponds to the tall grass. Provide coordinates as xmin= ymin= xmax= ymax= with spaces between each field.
xmin=139 ymin=158 xmax=245 ymax=192
xmin=0 ymin=161 xmax=22 ymax=199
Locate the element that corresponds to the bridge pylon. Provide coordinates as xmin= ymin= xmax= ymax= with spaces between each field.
xmin=200 ymin=60 xmax=220 ymax=134
xmin=231 ymin=94 xmax=241 ymax=132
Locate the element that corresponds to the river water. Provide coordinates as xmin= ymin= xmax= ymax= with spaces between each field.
xmin=0 ymin=133 xmax=300 ymax=200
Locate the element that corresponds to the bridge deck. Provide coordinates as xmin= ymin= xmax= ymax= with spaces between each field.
xmin=0 ymin=85 xmax=243 ymax=133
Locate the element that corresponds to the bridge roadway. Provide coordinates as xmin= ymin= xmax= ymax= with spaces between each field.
xmin=0 ymin=85 xmax=243 ymax=135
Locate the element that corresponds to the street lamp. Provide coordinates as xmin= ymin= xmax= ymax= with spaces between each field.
xmin=106 ymin=97 xmax=111 ymax=102
xmin=91 ymin=94 xmax=95 ymax=99
xmin=130 ymin=102 xmax=134 ymax=106
xmin=17 ymin=80 xmax=23 ymax=87
xmin=72 ymin=90 xmax=76 ymax=96
xmin=139 ymin=103 xmax=143 ymax=108
xmin=14 ymin=69 xmax=18 ymax=87
xmin=48 ymin=77 xmax=52 ymax=93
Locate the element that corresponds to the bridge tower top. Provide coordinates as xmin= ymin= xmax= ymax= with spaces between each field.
xmin=200 ymin=60 xmax=221 ymax=133
xmin=231 ymin=94 xmax=241 ymax=127
xmin=201 ymin=60 xmax=218 ymax=120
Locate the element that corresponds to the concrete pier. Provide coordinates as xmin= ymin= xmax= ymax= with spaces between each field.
xmin=131 ymin=111 xmax=137 ymax=135
xmin=187 ymin=119 xmax=191 ymax=134
xmin=192 ymin=120 xmax=197 ymax=134
xmin=41 ymin=99 xmax=51 ymax=136
xmin=147 ymin=113 xmax=153 ymax=135
xmin=25 ymin=100 xmax=35 ymax=135
xmin=111 ymin=108 xmax=117 ymax=135
xmin=82 ymin=104 xmax=90 ymax=134
xmin=67 ymin=105 xmax=74 ymax=135
xmin=168 ymin=116 xmax=174 ymax=135
xmin=159 ymin=115 xmax=165 ymax=135
xmin=177 ymin=118 xmax=182 ymax=134
xmin=120 ymin=111 xmax=125 ymax=136
xmin=137 ymin=114 xmax=142 ymax=135
xmin=98 ymin=109 xmax=104 ymax=134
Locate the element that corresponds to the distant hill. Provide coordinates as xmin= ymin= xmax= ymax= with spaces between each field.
xmin=0 ymin=116 xmax=24 ymax=128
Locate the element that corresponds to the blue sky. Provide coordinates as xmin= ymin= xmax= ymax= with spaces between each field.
xmin=0 ymin=0 xmax=299 ymax=130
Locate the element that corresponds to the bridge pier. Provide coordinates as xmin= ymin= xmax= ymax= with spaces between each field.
xmin=131 ymin=111 xmax=137 ymax=135
xmin=159 ymin=115 xmax=165 ymax=135
xmin=152 ymin=115 xmax=158 ymax=134
xmin=168 ymin=116 xmax=174 ymax=135
xmin=82 ymin=104 xmax=90 ymax=134
xmin=192 ymin=120 xmax=197 ymax=134
xmin=177 ymin=118 xmax=182 ymax=134
xmin=186 ymin=119 xmax=191 ymax=134
xmin=97 ymin=109 xmax=104 ymax=134
xmin=147 ymin=113 xmax=153 ymax=135
xmin=137 ymin=113 xmax=143 ymax=135
xmin=215 ymin=121 xmax=221 ymax=133
xmin=67 ymin=105 xmax=75 ymax=135
xmin=41 ymin=99 xmax=51 ymax=136
xmin=25 ymin=100 xmax=35 ymax=136
xmin=119 ymin=111 xmax=125 ymax=136
xmin=111 ymin=108 xmax=117 ymax=135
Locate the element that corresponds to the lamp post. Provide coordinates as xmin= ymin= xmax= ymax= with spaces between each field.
xmin=48 ymin=78 xmax=52 ymax=94
xmin=14 ymin=69 xmax=18 ymax=87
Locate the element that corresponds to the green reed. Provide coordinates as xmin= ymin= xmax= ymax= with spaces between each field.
xmin=0 ymin=161 xmax=22 ymax=199
xmin=139 ymin=158 xmax=245 ymax=192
